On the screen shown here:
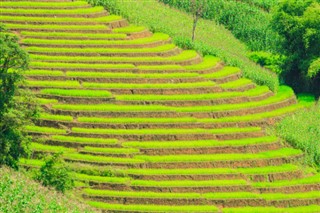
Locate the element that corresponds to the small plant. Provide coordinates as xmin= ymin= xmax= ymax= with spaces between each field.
xmin=35 ymin=152 xmax=74 ymax=193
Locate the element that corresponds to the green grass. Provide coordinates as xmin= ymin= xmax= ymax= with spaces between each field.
xmin=40 ymin=89 xmax=112 ymax=97
xmin=82 ymin=146 xmax=139 ymax=154
xmin=27 ymin=80 xmax=81 ymax=88
xmin=25 ymin=70 xmax=64 ymax=76
xmin=124 ymin=164 xmax=300 ymax=176
xmin=88 ymin=0 xmax=279 ymax=91
xmin=82 ymin=81 xmax=215 ymax=89
xmin=130 ymin=179 xmax=247 ymax=187
xmin=40 ymin=113 xmax=73 ymax=122
xmin=87 ymin=202 xmax=218 ymax=212
xmin=0 ymin=167 xmax=95 ymax=213
xmin=122 ymin=136 xmax=278 ymax=149
xmin=66 ymin=71 xmax=198 ymax=78
xmin=138 ymin=64 xmax=184 ymax=71
xmin=253 ymin=174 xmax=320 ymax=188
xmin=23 ymin=33 xmax=169 ymax=45
xmin=0 ymin=15 xmax=122 ymax=24
xmin=51 ymin=135 xmax=118 ymax=145
xmin=203 ymin=66 xmax=241 ymax=79
xmin=26 ymin=44 xmax=176 ymax=54
xmin=19 ymin=158 xmax=45 ymax=167
xmin=25 ymin=125 xmax=67 ymax=134
xmin=52 ymin=104 xmax=172 ymax=112
xmin=77 ymin=117 xmax=197 ymax=124
xmin=0 ymin=1 xmax=88 ymax=7
xmin=113 ymin=25 xmax=146 ymax=33
xmin=0 ymin=7 xmax=104 ymax=14
xmin=223 ymin=206 xmax=320 ymax=213
xmin=116 ymin=86 xmax=269 ymax=101
xmin=64 ymin=153 xmax=144 ymax=164
xmin=7 ymin=23 xmax=108 ymax=30
xmin=220 ymin=78 xmax=253 ymax=89
xmin=30 ymin=50 xmax=197 ymax=63
xmin=199 ymin=103 xmax=307 ymax=123
xmin=83 ymin=189 xmax=319 ymax=200
xmin=30 ymin=61 xmax=135 ymax=69
xmin=72 ymin=127 xmax=261 ymax=135
xmin=37 ymin=98 xmax=58 ymax=104
xmin=21 ymin=31 xmax=127 ymax=39
xmin=134 ymin=148 xmax=302 ymax=163
xmin=52 ymin=87 xmax=292 ymax=112
xmin=74 ymin=173 xmax=130 ymax=184
xmin=275 ymin=103 xmax=320 ymax=168
xmin=185 ymin=55 xmax=221 ymax=71
xmin=30 ymin=142 xmax=76 ymax=153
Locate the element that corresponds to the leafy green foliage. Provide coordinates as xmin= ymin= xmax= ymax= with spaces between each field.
xmin=271 ymin=0 xmax=320 ymax=94
xmin=248 ymin=51 xmax=286 ymax=75
xmin=275 ymin=103 xmax=320 ymax=169
xmin=159 ymin=0 xmax=280 ymax=51
xmin=0 ymin=24 xmax=38 ymax=169
xmin=0 ymin=167 xmax=95 ymax=213
xmin=35 ymin=153 xmax=74 ymax=193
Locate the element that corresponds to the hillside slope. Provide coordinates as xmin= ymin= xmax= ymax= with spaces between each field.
xmin=0 ymin=0 xmax=319 ymax=212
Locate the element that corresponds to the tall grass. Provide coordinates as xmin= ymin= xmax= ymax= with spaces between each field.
xmin=0 ymin=167 xmax=96 ymax=213
xmin=86 ymin=0 xmax=279 ymax=91
xmin=158 ymin=0 xmax=280 ymax=51
xmin=275 ymin=102 xmax=320 ymax=169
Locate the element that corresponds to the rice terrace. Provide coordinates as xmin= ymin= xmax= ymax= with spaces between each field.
xmin=0 ymin=0 xmax=319 ymax=212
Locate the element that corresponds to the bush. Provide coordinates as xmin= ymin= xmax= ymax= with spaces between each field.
xmin=275 ymin=102 xmax=320 ymax=169
xmin=35 ymin=153 xmax=74 ymax=193
xmin=271 ymin=0 xmax=320 ymax=94
xmin=0 ymin=167 xmax=95 ymax=213
xmin=0 ymin=24 xmax=39 ymax=169
xmin=248 ymin=51 xmax=286 ymax=75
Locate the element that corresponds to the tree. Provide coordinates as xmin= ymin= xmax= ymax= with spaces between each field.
xmin=0 ymin=24 xmax=38 ymax=169
xmin=190 ymin=0 xmax=208 ymax=42
xmin=271 ymin=0 xmax=320 ymax=95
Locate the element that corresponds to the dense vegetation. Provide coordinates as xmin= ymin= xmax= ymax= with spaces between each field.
xmin=159 ymin=0 xmax=280 ymax=51
xmin=0 ymin=24 xmax=38 ymax=169
xmin=87 ymin=0 xmax=279 ymax=92
xmin=272 ymin=0 xmax=320 ymax=95
xmin=276 ymin=102 xmax=320 ymax=169
xmin=157 ymin=0 xmax=320 ymax=96
xmin=0 ymin=167 xmax=95 ymax=213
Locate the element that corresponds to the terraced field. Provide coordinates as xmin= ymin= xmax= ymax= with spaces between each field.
xmin=1 ymin=0 xmax=320 ymax=212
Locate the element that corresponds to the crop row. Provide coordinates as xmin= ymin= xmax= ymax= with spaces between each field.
xmin=83 ymin=188 xmax=320 ymax=200
xmin=30 ymin=50 xmax=198 ymax=62
xmin=26 ymin=70 xmax=199 ymax=79
xmin=0 ymin=7 xmax=105 ymax=15
xmin=71 ymin=126 xmax=261 ymax=135
xmin=27 ymin=44 xmax=176 ymax=54
xmin=87 ymin=202 xmax=320 ymax=213
xmin=51 ymin=86 xmax=294 ymax=112
xmin=23 ymin=33 xmax=170 ymax=45
xmin=7 ymin=23 xmax=109 ymax=30
xmin=115 ymin=86 xmax=269 ymax=101
xmin=40 ymin=89 xmax=112 ymax=97
xmin=1 ymin=15 xmax=123 ymax=23
xmin=122 ymin=136 xmax=278 ymax=149
xmin=0 ymin=1 xmax=89 ymax=7
xmin=21 ymin=31 xmax=127 ymax=39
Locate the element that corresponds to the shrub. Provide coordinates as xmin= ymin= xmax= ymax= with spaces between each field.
xmin=0 ymin=167 xmax=95 ymax=213
xmin=35 ymin=153 xmax=74 ymax=193
xmin=0 ymin=24 xmax=39 ymax=169
xmin=275 ymin=102 xmax=320 ymax=169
